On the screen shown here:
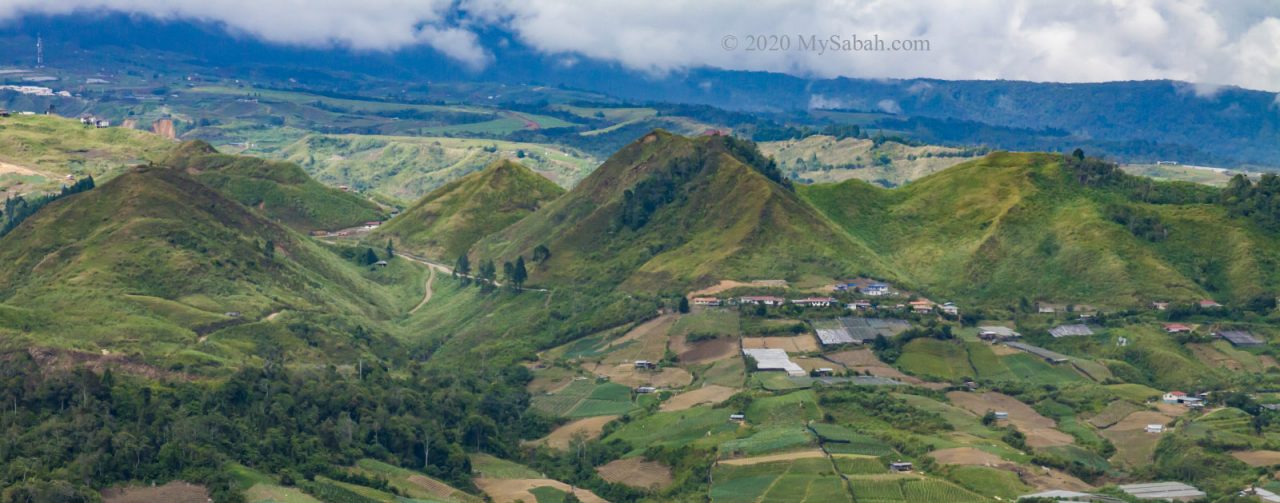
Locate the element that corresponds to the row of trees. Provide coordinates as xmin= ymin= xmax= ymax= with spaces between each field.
xmin=1 ymin=176 xmax=95 ymax=237
xmin=454 ymin=248 xmax=545 ymax=292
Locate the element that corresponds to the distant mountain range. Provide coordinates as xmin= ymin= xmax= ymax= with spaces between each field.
xmin=2 ymin=13 xmax=1278 ymax=169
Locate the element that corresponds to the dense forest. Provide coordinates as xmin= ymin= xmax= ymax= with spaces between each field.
xmin=0 ymin=349 xmax=545 ymax=502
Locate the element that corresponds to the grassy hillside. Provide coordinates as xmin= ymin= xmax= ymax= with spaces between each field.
xmin=800 ymin=152 xmax=1280 ymax=307
xmin=164 ymin=140 xmax=384 ymax=232
xmin=371 ymin=159 xmax=564 ymax=260
xmin=758 ymin=134 xmax=983 ymax=187
xmin=0 ymin=114 xmax=174 ymax=197
xmin=0 ymin=165 xmax=412 ymax=371
xmin=277 ymin=134 xmax=596 ymax=201
xmin=474 ymin=130 xmax=890 ymax=292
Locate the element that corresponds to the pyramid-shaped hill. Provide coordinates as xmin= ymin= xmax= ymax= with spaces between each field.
xmin=473 ymin=130 xmax=891 ymax=291
xmin=372 ymin=159 xmax=565 ymax=260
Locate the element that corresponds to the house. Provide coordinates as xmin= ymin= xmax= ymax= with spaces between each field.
xmin=1018 ymin=490 xmax=1113 ymax=502
xmin=888 ymin=462 xmax=913 ymax=473
xmin=225 ymin=311 xmax=242 ymax=318
xmin=1049 ymin=324 xmax=1094 ymax=338
xmin=1215 ymin=330 xmax=1263 ymax=347
xmin=1152 ymin=301 xmax=1170 ymax=311
xmin=1145 ymin=424 xmax=1164 ymax=434
xmin=909 ymin=300 xmax=934 ymax=313
xmin=978 ymin=326 xmax=1021 ymax=342
xmin=634 ymin=386 xmax=656 ymax=394
xmin=1117 ymin=481 xmax=1206 ymax=501
xmin=1163 ymin=323 xmax=1193 ymax=334
xmin=993 ymin=411 xmax=1009 ymax=421
xmin=940 ymin=302 xmax=959 ymax=316
xmin=363 ymin=221 xmax=383 ymax=229
xmin=1199 ymin=299 xmax=1223 ymax=309
xmin=94 ymin=119 xmax=110 ymax=128
xmin=1038 ymin=305 xmax=1056 ymax=314
xmin=634 ymin=360 xmax=657 ymax=370
xmin=792 ymin=297 xmax=836 ymax=308
xmin=1163 ymin=391 xmax=1187 ymax=403
xmin=729 ymin=413 xmax=745 ymax=422
xmin=740 ymin=296 xmax=785 ymax=306
xmin=863 ymin=283 xmax=890 ymax=296
xmin=1241 ymin=486 xmax=1280 ymax=502
xmin=813 ymin=368 xmax=834 ymax=377
xmin=374 ymin=260 xmax=388 ymax=267
xmin=692 ymin=297 xmax=721 ymax=307
xmin=847 ymin=300 xmax=872 ymax=310
xmin=0 ymin=109 xmax=9 ymax=117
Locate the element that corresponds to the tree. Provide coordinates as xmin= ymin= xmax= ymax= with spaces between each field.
xmin=478 ymin=261 xmax=496 ymax=292
xmin=678 ymin=296 xmax=690 ymax=313
xmin=455 ymin=254 xmax=471 ymax=285
xmin=512 ymin=257 xmax=528 ymax=290
xmin=531 ymin=245 xmax=551 ymax=263
xmin=1072 ymin=148 xmax=1085 ymax=161
xmin=385 ymin=240 xmax=394 ymax=259
xmin=363 ymin=248 xmax=379 ymax=266
xmin=502 ymin=262 xmax=514 ymax=290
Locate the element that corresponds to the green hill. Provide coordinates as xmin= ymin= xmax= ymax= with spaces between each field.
xmin=371 ymin=159 xmax=564 ymax=260
xmin=473 ymin=130 xmax=889 ymax=291
xmin=165 ymin=140 xmax=385 ymax=232
xmin=800 ymin=152 xmax=1280 ymax=306
xmin=0 ymin=114 xmax=174 ymax=197
xmin=0 ymin=165 xmax=409 ymax=371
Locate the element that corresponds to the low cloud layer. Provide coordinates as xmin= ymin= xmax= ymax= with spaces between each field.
xmin=4 ymin=0 xmax=1279 ymax=91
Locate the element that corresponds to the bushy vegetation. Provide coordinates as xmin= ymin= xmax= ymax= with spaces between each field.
xmin=1 ymin=176 xmax=94 ymax=237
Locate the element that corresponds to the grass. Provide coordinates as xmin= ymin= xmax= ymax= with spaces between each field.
xmin=0 ymin=114 xmax=174 ymax=194
xmin=279 ymin=134 xmax=595 ymax=202
xmin=746 ymin=390 xmax=822 ymax=426
xmin=371 ymin=160 xmax=565 ymax=260
xmin=605 ymin=405 xmax=741 ymax=453
xmin=718 ymin=426 xmax=815 ymax=457
xmin=470 ymin=453 xmax=541 ymax=479
xmin=354 ymin=459 xmax=480 ymax=502
xmin=832 ymin=455 xmax=886 ymax=475
xmin=529 ymin=486 xmax=570 ymax=503
xmin=1001 ymin=353 xmax=1088 ymax=385
xmin=672 ymin=309 xmax=741 ymax=339
xmin=896 ymin=339 xmax=973 ymax=381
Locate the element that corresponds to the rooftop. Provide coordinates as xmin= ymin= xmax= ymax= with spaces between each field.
xmin=1049 ymin=324 xmax=1094 ymax=338
xmin=1118 ymin=481 xmax=1205 ymax=500
xmin=1004 ymin=341 xmax=1070 ymax=363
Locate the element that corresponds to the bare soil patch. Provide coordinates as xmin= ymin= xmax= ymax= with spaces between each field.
xmin=1231 ymin=450 xmax=1280 ymax=467
xmin=688 ymin=279 xmax=788 ymax=297
xmin=102 ymin=482 xmax=209 ymax=503
xmin=826 ymin=349 xmax=928 ymax=385
xmin=673 ymin=334 xmax=738 ymax=364
xmin=0 ymin=160 xmax=43 ymax=177
xmin=406 ymin=474 xmax=458 ymax=499
xmin=1108 ymin=410 xmax=1174 ymax=432
xmin=27 ymin=347 xmax=195 ymax=381
xmin=475 ymin=478 xmax=607 ymax=503
xmin=929 ymin=447 xmax=1005 ymax=466
xmin=946 ymin=391 xmax=1073 ymax=448
xmin=532 ymin=415 xmax=619 ymax=450
xmin=585 ymin=362 xmax=692 ymax=388
xmin=1154 ymin=402 xmax=1189 ymax=417
xmin=742 ymin=335 xmax=820 ymax=353
xmin=661 ymin=385 xmax=740 ymax=412
xmin=597 ymin=458 xmax=674 ymax=490
xmin=599 ymin=315 xmax=677 ymax=364
xmin=718 ymin=449 xmax=828 ymax=465
xmin=1087 ymin=400 xmax=1145 ymax=428
xmin=1019 ymin=466 xmax=1093 ymax=491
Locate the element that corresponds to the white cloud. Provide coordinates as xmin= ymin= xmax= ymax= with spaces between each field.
xmin=876 ymin=99 xmax=901 ymax=114
xmin=2 ymin=0 xmax=1279 ymax=91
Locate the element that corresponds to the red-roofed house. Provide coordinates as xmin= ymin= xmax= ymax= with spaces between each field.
xmin=1163 ymin=323 xmax=1192 ymax=334
xmin=1163 ymin=391 xmax=1187 ymax=403
xmin=1200 ymin=299 xmax=1223 ymax=308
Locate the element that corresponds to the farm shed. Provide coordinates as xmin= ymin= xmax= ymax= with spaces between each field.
xmin=742 ymin=348 xmax=806 ymax=377
xmin=1049 ymin=324 xmax=1094 ymax=338
xmin=978 ymin=326 xmax=1021 ymax=341
xmin=1117 ymin=481 xmax=1205 ymax=501
xmin=1215 ymin=330 xmax=1263 ymax=347
xmin=1003 ymin=342 xmax=1070 ymax=364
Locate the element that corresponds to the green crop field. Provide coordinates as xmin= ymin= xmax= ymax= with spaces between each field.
xmin=833 ymin=455 xmax=886 ymax=475
xmin=606 ymin=405 xmax=742 ymax=452
xmin=897 ymin=338 xmax=973 ymax=380
xmin=943 ymin=466 xmax=1031 ymax=499
xmin=711 ymin=458 xmax=847 ymax=503
xmin=718 ymin=426 xmax=815 ymax=457
xmin=746 ymin=390 xmax=822 ymax=426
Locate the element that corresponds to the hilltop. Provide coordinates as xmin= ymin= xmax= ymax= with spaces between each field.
xmin=473 ymin=130 xmax=889 ymax=292
xmin=0 ymin=114 xmax=174 ymax=197
xmin=800 ymin=152 xmax=1280 ymax=307
xmin=0 ymin=165 xmax=413 ymax=370
xmin=371 ymin=159 xmax=564 ymax=260
xmin=164 ymin=140 xmax=385 ymax=232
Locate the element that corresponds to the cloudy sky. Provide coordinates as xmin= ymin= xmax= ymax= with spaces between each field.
xmin=4 ymin=0 xmax=1279 ymax=92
